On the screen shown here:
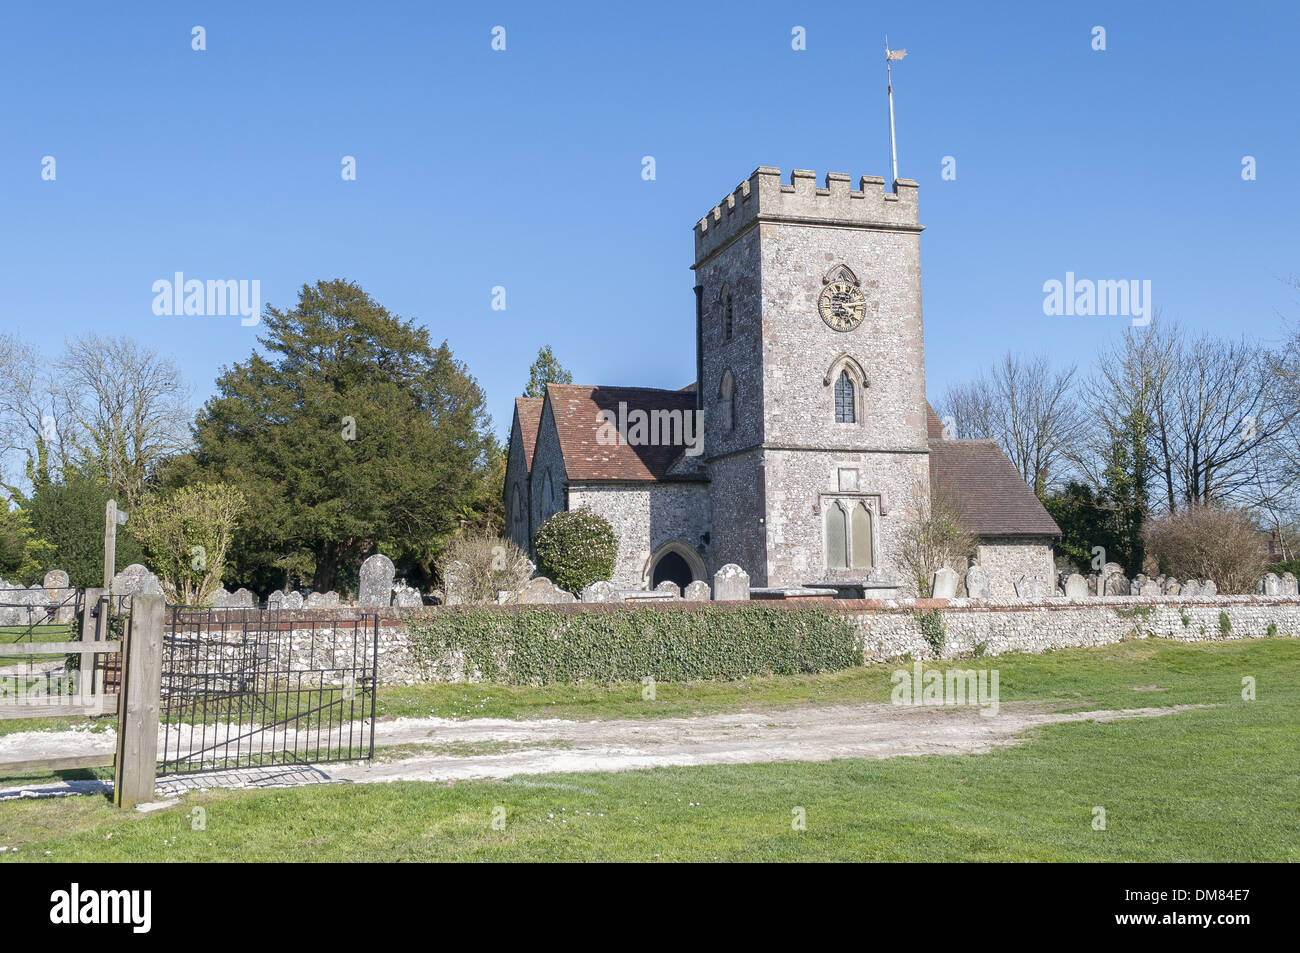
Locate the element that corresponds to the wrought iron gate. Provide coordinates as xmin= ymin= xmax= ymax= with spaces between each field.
xmin=158 ymin=608 xmax=378 ymax=774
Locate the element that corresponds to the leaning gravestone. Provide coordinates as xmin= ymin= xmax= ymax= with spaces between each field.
xmin=1259 ymin=573 xmax=1281 ymax=596
xmin=1064 ymin=573 xmax=1089 ymax=600
xmin=930 ymin=566 xmax=958 ymax=599
xmin=1281 ymin=573 xmax=1298 ymax=596
xmin=964 ymin=564 xmax=991 ymax=600
xmin=359 ymin=553 xmax=396 ymax=607
xmin=654 ymin=580 xmax=681 ymax=599
xmin=683 ymin=580 xmax=712 ymax=602
xmin=1015 ymin=574 xmax=1048 ymax=600
xmin=581 ymin=580 xmax=621 ymax=603
xmin=713 ymin=564 xmax=750 ymax=601
xmin=515 ymin=577 xmax=576 ymax=604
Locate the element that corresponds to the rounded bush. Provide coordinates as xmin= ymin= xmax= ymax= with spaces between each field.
xmin=533 ymin=508 xmax=617 ymax=594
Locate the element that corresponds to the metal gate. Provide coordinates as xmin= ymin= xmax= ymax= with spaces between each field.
xmin=158 ymin=608 xmax=378 ymax=774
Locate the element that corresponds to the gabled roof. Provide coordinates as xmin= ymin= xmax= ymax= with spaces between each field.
xmin=545 ymin=384 xmax=704 ymax=482
xmin=514 ymin=397 xmax=543 ymax=471
xmin=928 ymin=438 xmax=1062 ymax=538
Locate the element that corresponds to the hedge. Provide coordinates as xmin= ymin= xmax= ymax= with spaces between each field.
xmin=405 ymin=604 xmax=862 ymax=685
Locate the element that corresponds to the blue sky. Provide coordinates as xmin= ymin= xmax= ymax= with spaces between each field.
xmin=3 ymin=0 xmax=1297 ymax=444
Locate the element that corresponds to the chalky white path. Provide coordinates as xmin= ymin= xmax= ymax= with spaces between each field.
xmin=0 ymin=702 xmax=1202 ymax=800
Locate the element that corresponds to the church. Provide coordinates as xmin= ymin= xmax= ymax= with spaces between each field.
xmin=505 ymin=167 xmax=1060 ymax=598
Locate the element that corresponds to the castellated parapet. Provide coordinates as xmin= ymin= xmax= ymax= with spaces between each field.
xmin=694 ymin=167 xmax=921 ymax=264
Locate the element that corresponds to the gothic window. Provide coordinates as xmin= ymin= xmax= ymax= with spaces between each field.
xmin=825 ymin=499 xmax=876 ymax=571
xmin=851 ymin=503 xmax=873 ymax=569
xmin=542 ymin=470 xmax=555 ymax=518
xmin=724 ymin=294 xmax=734 ymax=341
xmin=719 ymin=369 xmax=736 ymax=433
xmin=825 ymin=503 xmax=848 ymax=570
xmin=834 ymin=370 xmax=856 ymax=423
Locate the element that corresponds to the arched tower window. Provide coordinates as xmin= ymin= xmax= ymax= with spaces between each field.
xmin=719 ymin=369 xmax=736 ymax=433
xmin=834 ymin=370 xmax=856 ymax=423
xmin=724 ymin=292 xmax=734 ymax=341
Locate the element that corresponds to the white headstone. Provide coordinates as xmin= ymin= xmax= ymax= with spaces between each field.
xmin=581 ymin=580 xmax=621 ymax=603
xmin=964 ymin=563 xmax=991 ymax=600
xmin=653 ymin=580 xmax=681 ymax=599
xmin=111 ymin=564 xmax=162 ymax=596
xmin=930 ymin=566 xmax=958 ymax=599
xmin=1281 ymin=573 xmax=1298 ymax=597
xmin=713 ymin=563 xmax=749 ymax=601
xmin=1015 ymin=575 xmax=1048 ymax=600
xmin=683 ymin=580 xmax=712 ymax=601
xmin=1064 ymin=573 xmax=1089 ymax=599
xmin=1260 ymin=573 xmax=1281 ymax=596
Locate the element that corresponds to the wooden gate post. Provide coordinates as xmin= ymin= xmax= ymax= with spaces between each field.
xmin=79 ymin=588 xmax=106 ymax=698
xmin=114 ymin=593 xmax=164 ymax=809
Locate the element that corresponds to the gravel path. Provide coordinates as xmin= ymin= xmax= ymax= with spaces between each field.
xmin=0 ymin=701 xmax=1202 ymax=800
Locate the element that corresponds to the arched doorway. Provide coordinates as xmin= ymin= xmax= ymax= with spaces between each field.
xmin=651 ymin=551 xmax=695 ymax=590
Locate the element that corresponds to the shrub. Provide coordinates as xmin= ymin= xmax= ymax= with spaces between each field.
xmin=437 ymin=532 xmax=532 ymax=605
xmin=533 ymin=509 xmax=617 ymax=594
xmin=915 ymin=609 xmax=946 ymax=656
xmin=1218 ymin=611 xmax=1232 ymax=637
xmin=1145 ymin=505 xmax=1266 ymax=594
xmin=405 ymin=604 xmax=862 ymax=684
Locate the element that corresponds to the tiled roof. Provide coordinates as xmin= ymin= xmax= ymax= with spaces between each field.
xmin=546 ymin=384 xmax=705 ymax=482
xmin=515 ymin=397 xmax=543 ymax=471
xmin=926 ymin=402 xmax=945 ymax=439
xmin=928 ymin=438 xmax=1062 ymax=538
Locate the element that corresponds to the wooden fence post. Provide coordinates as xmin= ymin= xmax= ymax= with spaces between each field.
xmin=114 ymin=593 xmax=164 ymax=809
xmin=79 ymin=588 xmax=105 ymax=698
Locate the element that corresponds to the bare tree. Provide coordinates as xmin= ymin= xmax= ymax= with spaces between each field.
xmin=938 ymin=353 xmax=1084 ymax=495
xmin=897 ymin=479 xmax=977 ymax=597
xmin=57 ymin=334 xmax=192 ymax=506
xmin=0 ymin=333 xmax=73 ymax=492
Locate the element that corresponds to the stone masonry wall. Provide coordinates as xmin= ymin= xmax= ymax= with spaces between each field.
xmin=240 ymin=596 xmax=1300 ymax=685
xmin=567 ymin=482 xmax=711 ymax=587
xmin=975 ymin=537 xmax=1056 ymax=600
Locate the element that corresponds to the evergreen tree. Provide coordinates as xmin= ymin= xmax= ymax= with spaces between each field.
xmin=189 ymin=280 xmax=495 ymax=594
xmin=523 ymin=345 xmax=572 ymax=398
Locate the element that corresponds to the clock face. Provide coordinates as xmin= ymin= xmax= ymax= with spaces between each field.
xmin=818 ymin=280 xmax=867 ymax=331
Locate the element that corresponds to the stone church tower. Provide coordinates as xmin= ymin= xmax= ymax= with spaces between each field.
xmin=691 ymin=168 xmax=930 ymax=589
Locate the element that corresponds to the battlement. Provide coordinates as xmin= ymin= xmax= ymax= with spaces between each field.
xmin=693 ymin=167 xmax=920 ymax=263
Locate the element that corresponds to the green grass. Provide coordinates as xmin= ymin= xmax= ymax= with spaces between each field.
xmin=1 ymin=691 xmax=1294 ymax=861
xmin=0 ymin=637 xmax=1295 ymax=861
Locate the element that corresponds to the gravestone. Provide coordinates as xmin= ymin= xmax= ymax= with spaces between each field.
xmin=320 ymin=590 xmax=340 ymax=608
xmin=392 ymin=582 xmax=422 ymax=608
xmin=210 ymin=587 xmax=232 ymax=607
xmin=1015 ymin=574 xmax=1048 ymax=600
xmin=283 ymin=590 xmax=304 ymax=611
xmin=964 ymin=564 xmax=991 ymax=600
xmin=683 ymin=580 xmax=712 ymax=602
xmin=112 ymin=564 xmax=162 ymax=595
xmin=581 ymin=580 xmax=621 ymax=603
xmin=1259 ymin=573 xmax=1281 ymax=596
xmin=1064 ymin=573 xmax=1089 ymax=599
xmin=1104 ymin=573 xmax=1131 ymax=596
xmin=441 ymin=560 xmax=468 ymax=607
xmin=1200 ymin=579 xmax=1218 ymax=597
xmin=359 ymin=553 xmax=396 ymax=607
xmin=930 ymin=566 xmax=958 ymax=599
xmin=515 ymin=577 xmax=576 ymax=604
xmin=654 ymin=580 xmax=681 ymax=599
xmin=42 ymin=569 xmax=70 ymax=597
xmin=1281 ymin=572 xmax=1298 ymax=596
xmin=228 ymin=588 xmax=255 ymax=608
xmin=1163 ymin=578 xmax=1182 ymax=596
xmin=267 ymin=591 xmax=286 ymax=610
xmin=305 ymin=591 xmax=328 ymax=609
xmin=713 ymin=564 xmax=750 ymax=601
xmin=1181 ymin=579 xmax=1202 ymax=598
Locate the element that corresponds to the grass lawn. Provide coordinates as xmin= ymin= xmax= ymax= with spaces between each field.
xmin=0 ymin=637 xmax=1295 ymax=861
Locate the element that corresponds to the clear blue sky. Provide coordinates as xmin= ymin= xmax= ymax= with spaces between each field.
xmin=3 ymin=1 xmax=1297 ymax=444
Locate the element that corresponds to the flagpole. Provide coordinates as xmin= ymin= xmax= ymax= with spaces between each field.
xmin=886 ymin=36 xmax=899 ymax=189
